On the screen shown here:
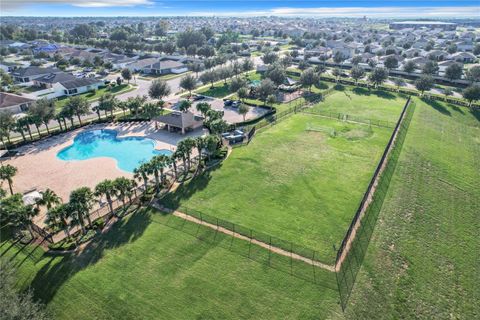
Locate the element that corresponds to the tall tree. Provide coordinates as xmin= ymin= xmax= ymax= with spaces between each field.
xmin=300 ymin=68 xmax=319 ymax=92
xmin=463 ymin=84 xmax=480 ymax=107
xmin=66 ymin=96 xmax=90 ymax=125
xmin=0 ymin=164 xmax=17 ymax=195
xmin=95 ymin=180 xmax=117 ymax=219
xmin=121 ymin=68 xmax=132 ymax=84
xmin=350 ymin=66 xmax=366 ymax=84
xmin=179 ymin=100 xmax=192 ymax=113
xmin=69 ymin=187 xmax=95 ymax=234
xmin=37 ymin=188 xmax=61 ymax=211
xmin=238 ymin=104 xmax=249 ymax=122
xmin=179 ymin=74 xmax=197 ymax=97
xmin=133 ymin=163 xmax=151 ymax=191
xmin=415 ymin=75 xmax=434 ymax=95
xmin=257 ymin=79 xmax=276 ymax=105
xmin=445 ymin=63 xmax=463 ymax=82
xmin=368 ymin=67 xmax=389 ymax=88
xmin=113 ymin=177 xmax=135 ymax=206
xmin=403 ymin=60 xmax=417 ymax=74
xmin=148 ymin=79 xmax=171 ymax=100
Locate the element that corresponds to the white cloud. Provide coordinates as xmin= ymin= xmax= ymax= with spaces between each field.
xmin=1 ymin=0 xmax=153 ymax=9
xmin=190 ymin=6 xmax=480 ymax=18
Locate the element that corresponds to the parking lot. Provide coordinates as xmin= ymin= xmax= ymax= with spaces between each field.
xmin=169 ymin=96 xmax=269 ymax=124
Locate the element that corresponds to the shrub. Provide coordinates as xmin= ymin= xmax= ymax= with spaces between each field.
xmin=92 ymin=218 xmax=105 ymax=230
xmin=78 ymin=229 xmax=97 ymax=244
xmin=48 ymin=239 xmax=76 ymax=251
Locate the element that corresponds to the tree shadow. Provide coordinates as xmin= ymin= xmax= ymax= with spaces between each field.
xmin=450 ymin=104 xmax=465 ymax=114
xmin=371 ymin=90 xmax=396 ymax=100
xmin=26 ymin=207 xmax=152 ymax=304
xmin=333 ymin=84 xmax=345 ymax=91
xmin=352 ymin=87 xmax=370 ymax=96
xmin=315 ymin=82 xmax=329 ymax=90
xmin=161 ymin=169 xmax=217 ymax=210
xmin=422 ymin=98 xmax=452 ymax=116
xmin=469 ymin=108 xmax=480 ymax=122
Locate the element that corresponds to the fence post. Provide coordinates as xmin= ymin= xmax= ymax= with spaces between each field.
xmin=268 ymin=236 xmax=272 ymax=266
xmin=248 ymin=229 xmax=253 ymax=258
xmin=290 ymin=242 xmax=293 ymax=275
xmin=213 ymin=218 xmax=219 ymax=242
xmin=230 ymin=223 xmax=235 ymax=249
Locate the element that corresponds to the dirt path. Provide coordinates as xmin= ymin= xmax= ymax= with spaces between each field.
xmin=152 ymin=203 xmax=335 ymax=272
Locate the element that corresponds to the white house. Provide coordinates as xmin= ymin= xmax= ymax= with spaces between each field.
xmin=33 ymin=72 xmax=103 ymax=98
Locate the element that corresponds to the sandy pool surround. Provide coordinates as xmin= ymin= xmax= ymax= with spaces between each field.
xmin=3 ymin=122 xmax=203 ymax=226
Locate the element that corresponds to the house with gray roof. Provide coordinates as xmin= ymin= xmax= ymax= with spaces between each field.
xmin=142 ymin=59 xmax=188 ymax=75
xmin=0 ymin=92 xmax=35 ymax=114
xmin=11 ymin=66 xmax=62 ymax=83
xmin=32 ymin=71 xmax=103 ymax=98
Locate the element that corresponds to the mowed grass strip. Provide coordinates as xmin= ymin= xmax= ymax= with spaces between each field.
xmin=345 ymin=99 xmax=480 ymax=319
xmin=164 ymin=114 xmax=393 ymax=263
xmin=310 ymin=87 xmax=406 ymax=123
xmin=1 ymin=210 xmax=341 ymax=320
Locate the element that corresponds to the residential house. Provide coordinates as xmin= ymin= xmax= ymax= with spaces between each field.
xmin=0 ymin=92 xmax=35 ymax=114
xmin=11 ymin=66 xmax=62 ymax=83
xmin=450 ymin=52 xmax=476 ymax=63
xmin=142 ymin=59 xmax=188 ymax=75
xmin=33 ymin=72 xmax=103 ymax=97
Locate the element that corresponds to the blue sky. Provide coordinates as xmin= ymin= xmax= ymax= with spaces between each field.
xmin=2 ymin=0 xmax=479 ymax=18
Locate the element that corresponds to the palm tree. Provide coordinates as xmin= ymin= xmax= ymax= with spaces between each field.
xmin=66 ymin=96 xmax=90 ymax=125
xmin=146 ymin=158 xmax=161 ymax=191
xmin=178 ymin=137 xmax=196 ymax=170
xmin=37 ymin=188 xmax=61 ymax=211
xmin=134 ymin=163 xmax=151 ymax=192
xmin=113 ymin=177 xmax=134 ymax=206
xmin=95 ymin=179 xmax=117 ymax=219
xmin=194 ymin=136 xmax=206 ymax=163
xmin=46 ymin=203 xmax=71 ymax=238
xmin=0 ymin=193 xmax=38 ymax=239
xmin=0 ymin=164 xmax=17 ymax=195
xmin=153 ymin=154 xmax=170 ymax=187
xmin=69 ymin=187 xmax=95 ymax=234
xmin=170 ymin=151 xmax=180 ymax=180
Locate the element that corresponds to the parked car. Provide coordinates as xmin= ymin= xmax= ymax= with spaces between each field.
xmin=193 ymin=95 xmax=205 ymax=101
xmin=224 ymin=99 xmax=233 ymax=107
xmin=231 ymin=100 xmax=241 ymax=108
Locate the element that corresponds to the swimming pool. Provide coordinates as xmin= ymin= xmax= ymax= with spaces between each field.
xmin=57 ymin=129 xmax=172 ymax=173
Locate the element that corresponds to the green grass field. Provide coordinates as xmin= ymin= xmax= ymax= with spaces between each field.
xmin=1 ymin=210 xmax=341 ymax=319
xmin=345 ymin=99 xmax=480 ymax=319
xmin=163 ymin=114 xmax=393 ymax=263
xmin=310 ymin=87 xmax=406 ymax=123
xmin=197 ymin=82 xmax=232 ymax=98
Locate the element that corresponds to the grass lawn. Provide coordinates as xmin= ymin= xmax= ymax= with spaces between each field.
xmin=55 ymin=84 xmax=133 ymax=110
xmin=197 ymin=82 xmax=232 ymax=98
xmin=310 ymin=87 xmax=406 ymax=124
xmin=163 ymin=114 xmax=393 ymax=263
xmin=138 ymin=71 xmax=190 ymax=81
xmin=345 ymin=99 xmax=480 ymax=319
xmin=1 ymin=209 xmax=341 ymax=319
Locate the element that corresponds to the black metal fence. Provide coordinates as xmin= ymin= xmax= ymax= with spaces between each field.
xmin=334 ymin=97 xmax=416 ymax=310
xmin=153 ymin=206 xmax=339 ymax=292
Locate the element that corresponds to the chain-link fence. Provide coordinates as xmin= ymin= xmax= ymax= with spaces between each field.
xmin=153 ymin=206 xmax=339 ymax=292
xmin=335 ymin=98 xmax=416 ymax=310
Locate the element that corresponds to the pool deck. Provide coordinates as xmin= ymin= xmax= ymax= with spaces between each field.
xmin=2 ymin=121 xmax=205 ymax=227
